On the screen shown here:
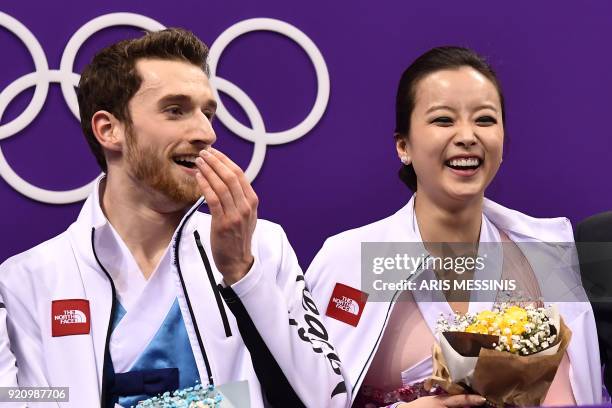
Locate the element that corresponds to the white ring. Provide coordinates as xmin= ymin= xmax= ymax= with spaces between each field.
xmin=0 ymin=12 xmax=164 ymax=203
xmin=0 ymin=12 xmax=49 ymax=140
xmin=0 ymin=71 xmax=94 ymax=204
xmin=213 ymin=77 xmax=267 ymax=181
xmin=59 ymin=13 xmax=166 ymax=118
xmin=208 ymin=18 xmax=330 ymax=145
xmin=0 ymin=14 xmax=330 ymax=204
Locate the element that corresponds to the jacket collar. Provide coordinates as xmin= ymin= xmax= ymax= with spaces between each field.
xmin=349 ymin=194 xmax=577 ymax=396
xmin=387 ymin=194 xmax=573 ymax=243
xmin=69 ymin=175 xmax=205 ymax=269
xmin=63 ymin=175 xmax=206 ymax=399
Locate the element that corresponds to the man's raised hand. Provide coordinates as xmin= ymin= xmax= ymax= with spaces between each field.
xmin=195 ymin=147 xmax=258 ymax=285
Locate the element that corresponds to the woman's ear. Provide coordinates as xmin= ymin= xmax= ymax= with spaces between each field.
xmin=91 ymin=110 xmax=124 ymax=153
xmin=395 ymin=133 xmax=412 ymax=165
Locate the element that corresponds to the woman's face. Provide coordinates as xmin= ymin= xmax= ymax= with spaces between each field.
xmin=397 ymin=66 xmax=504 ymax=207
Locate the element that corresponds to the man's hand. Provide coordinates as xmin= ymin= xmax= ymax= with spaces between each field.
xmin=195 ymin=147 xmax=258 ymax=285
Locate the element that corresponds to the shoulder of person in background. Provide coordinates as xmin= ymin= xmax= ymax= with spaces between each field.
xmin=575 ymin=210 xmax=612 ymax=394
xmin=575 ymin=211 xmax=612 ymax=297
xmin=575 ymin=211 xmax=612 ymax=242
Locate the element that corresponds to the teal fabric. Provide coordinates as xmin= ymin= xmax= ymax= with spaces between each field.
xmin=111 ymin=302 xmax=126 ymax=331
xmin=112 ymin=298 xmax=200 ymax=407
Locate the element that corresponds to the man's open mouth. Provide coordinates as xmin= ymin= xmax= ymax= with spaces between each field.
xmin=444 ymin=157 xmax=483 ymax=171
xmin=173 ymin=155 xmax=198 ymax=169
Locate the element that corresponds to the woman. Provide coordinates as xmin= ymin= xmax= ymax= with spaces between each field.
xmin=305 ymin=47 xmax=601 ymax=407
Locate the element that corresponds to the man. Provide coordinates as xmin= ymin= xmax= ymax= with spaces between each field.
xmin=575 ymin=211 xmax=612 ymax=395
xmin=0 ymin=28 xmax=348 ymax=407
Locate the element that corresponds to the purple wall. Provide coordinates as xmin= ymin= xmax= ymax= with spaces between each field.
xmin=1 ymin=1 xmax=611 ymax=268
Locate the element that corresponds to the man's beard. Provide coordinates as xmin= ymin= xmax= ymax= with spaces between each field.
xmin=124 ymin=131 xmax=201 ymax=205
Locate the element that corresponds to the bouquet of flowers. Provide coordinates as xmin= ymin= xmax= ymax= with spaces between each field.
xmin=135 ymin=384 xmax=223 ymax=408
xmin=425 ymin=304 xmax=572 ymax=407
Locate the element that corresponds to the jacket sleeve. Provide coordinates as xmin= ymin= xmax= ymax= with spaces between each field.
xmin=0 ymin=268 xmax=30 ymax=408
xmin=218 ymin=224 xmax=350 ymax=407
xmin=0 ymin=294 xmax=18 ymax=387
xmin=559 ymin=302 xmax=602 ymax=405
xmin=0 ymin=258 xmax=50 ymax=408
xmin=575 ymin=214 xmax=612 ymax=394
xmin=555 ymin=221 xmax=602 ymax=404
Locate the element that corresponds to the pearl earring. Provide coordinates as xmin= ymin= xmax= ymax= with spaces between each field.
xmin=401 ymin=156 xmax=410 ymax=165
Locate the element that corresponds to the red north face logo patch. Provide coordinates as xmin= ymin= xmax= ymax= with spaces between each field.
xmin=51 ymin=299 xmax=90 ymax=337
xmin=325 ymin=283 xmax=368 ymax=327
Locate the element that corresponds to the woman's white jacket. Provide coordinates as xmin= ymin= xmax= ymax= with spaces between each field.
xmin=306 ymin=196 xmax=602 ymax=405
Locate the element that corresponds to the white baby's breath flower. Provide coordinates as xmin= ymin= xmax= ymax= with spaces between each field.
xmin=437 ymin=304 xmax=558 ymax=356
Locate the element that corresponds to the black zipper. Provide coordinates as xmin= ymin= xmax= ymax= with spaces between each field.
xmin=173 ymin=205 xmax=215 ymax=386
xmin=94 ymin=202 xmax=215 ymax=404
xmin=193 ymin=230 xmax=232 ymax=337
xmin=91 ymin=227 xmax=118 ymax=408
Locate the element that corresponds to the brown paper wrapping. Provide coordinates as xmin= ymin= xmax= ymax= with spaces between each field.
xmin=425 ymin=319 xmax=572 ymax=407
xmin=443 ymin=331 xmax=499 ymax=356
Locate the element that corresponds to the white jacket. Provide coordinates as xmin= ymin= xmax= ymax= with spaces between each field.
xmin=0 ymin=180 xmax=349 ymax=408
xmin=306 ymin=196 xmax=602 ymax=405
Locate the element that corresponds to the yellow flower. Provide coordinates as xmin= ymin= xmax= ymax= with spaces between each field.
xmin=475 ymin=310 xmax=497 ymax=323
xmin=466 ymin=323 xmax=489 ymax=334
xmin=466 ymin=306 xmax=530 ymax=345
xmin=505 ymin=306 xmax=528 ymax=321
xmin=500 ymin=306 xmax=528 ymax=336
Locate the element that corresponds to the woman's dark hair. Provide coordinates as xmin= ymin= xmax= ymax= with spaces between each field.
xmin=394 ymin=46 xmax=505 ymax=191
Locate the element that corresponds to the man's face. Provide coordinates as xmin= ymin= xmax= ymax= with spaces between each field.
xmin=123 ymin=58 xmax=217 ymax=206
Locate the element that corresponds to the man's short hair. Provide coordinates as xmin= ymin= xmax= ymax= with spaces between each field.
xmin=77 ymin=28 xmax=210 ymax=172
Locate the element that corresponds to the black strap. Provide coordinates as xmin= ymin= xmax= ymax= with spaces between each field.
xmin=219 ymin=285 xmax=306 ymax=407
xmin=101 ymin=346 xmax=117 ymax=408
xmin=194 ymin=231 xmax=232 ymax=337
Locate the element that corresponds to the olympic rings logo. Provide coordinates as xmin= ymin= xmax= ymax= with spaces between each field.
xmin=0 ymin=12 xmax=329 ymax=204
